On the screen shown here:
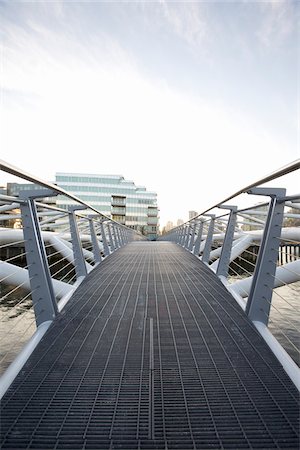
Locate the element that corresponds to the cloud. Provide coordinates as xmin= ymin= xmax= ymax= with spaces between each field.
xmin=1 ymin=5 xmax=136 ymax=96
xmin=1 ymin=47 xmax=291 ymax=226
xmin=160 ymin=1 xmax=208 ymax=49
xmin=0 ymin=1 xmax=298 ymax=227
xmin=257 ymin=0 xmax=297 ymax=48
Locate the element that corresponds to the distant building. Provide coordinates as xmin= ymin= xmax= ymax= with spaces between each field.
xmin=177 ymin=219 xmax=184 ymax=226
xmin=189 ymin=210 xmax=198 ymax=220
xmin=160 ymin=220 xmax=174 ymax=235
xmin=55 ymin=173 xmax=159 ymax=240
xmin=165 ymin=221 xmax=174 ymax=232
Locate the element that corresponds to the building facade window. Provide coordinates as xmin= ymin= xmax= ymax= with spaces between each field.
xmin=56 ymin=173 xmax=159 ymax=240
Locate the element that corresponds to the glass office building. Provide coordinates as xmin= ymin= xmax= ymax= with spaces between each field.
xmin=55 ymin=173 xmax=159 ymax=240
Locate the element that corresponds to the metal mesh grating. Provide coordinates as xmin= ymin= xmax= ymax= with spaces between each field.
xmin=1 ymin=242 xmax=299 ymax=449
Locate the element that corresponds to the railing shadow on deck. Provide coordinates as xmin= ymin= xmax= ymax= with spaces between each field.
xmin=0 ymin=159 xmax=145 ymax=397
xmin=159 ymin=159 xmax=300 ymax=390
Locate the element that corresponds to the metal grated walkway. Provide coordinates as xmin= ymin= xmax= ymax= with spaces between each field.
xmin=1 ymin=242 xmax=299 ymax=450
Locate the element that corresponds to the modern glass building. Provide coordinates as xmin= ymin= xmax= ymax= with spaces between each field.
xmin=55 ymin=173 xmax=159 ymax=240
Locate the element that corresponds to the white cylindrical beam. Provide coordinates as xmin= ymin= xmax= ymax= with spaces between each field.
xmin=0 ymin=261 xmax=72 ymax=299
xmin=230 ymin=260 xmax=300 ymax=298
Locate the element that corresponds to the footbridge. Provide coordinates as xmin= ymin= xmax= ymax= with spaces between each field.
xmin=0 ymin=160 xmax=299 ymax=449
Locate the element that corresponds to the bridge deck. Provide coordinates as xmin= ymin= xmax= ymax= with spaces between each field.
xmin=1 ymin=242 xmax=299 ymax=449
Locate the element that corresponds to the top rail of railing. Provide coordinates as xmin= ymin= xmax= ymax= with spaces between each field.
xmin=165 ymin=159 xmax=300 ymax=231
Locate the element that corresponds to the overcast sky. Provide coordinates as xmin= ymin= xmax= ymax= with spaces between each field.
xmin=0 ymin=0 xmax=299 ymax=227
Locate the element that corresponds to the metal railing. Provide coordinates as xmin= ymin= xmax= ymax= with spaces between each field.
xmin=0 ymin=159 xmax=144 ymax=395
xmin=160 ymin=159 xmax=300 ymax=389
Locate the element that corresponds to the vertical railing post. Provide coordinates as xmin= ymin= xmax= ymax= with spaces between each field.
xmin=100 ymin=221 xmax=110 ymax=256
xmin=180 ymin=226 xmax=186 ymax=245
xmin=183 ymin=225 xmax=188 ymax=246
xmin=124 ymin=228 xmax=129 ymax=243
xmin=216 ymin=205 xmax=237 ymax=278
xmin=185 ymin=225 xmax=190 ymax=247
xmin=174 ymin=229 xmax=179 ymax=243
xmin=88 ymin=216 xmax=102 ymax=264
xmin=121 ymin=228 xmax=126 ymax=244
xmin=125 ymin=228 xmax=129 ymax=244
xmin=68 ymin=206 xmax=88 ymax=279
xmin=178 ymin=225 xmax=184 ymax=245
xmin=107 ymin=223 xmax=115 ymax=252
xmin=119 ymin=227 xmax=125 ymax=246
xmin=193 ymin=219 xmax=204 ymax=256
xmin=246 ymin=188 xmax=286 ymax=324
xmin=178 ymin=226 xmax=183 ymax=244
xmin=120 ymin=227 xmax=125 ymax=246
xmin=188 ymin=220 xmax=197 ymax=251
xmin=113 ymin=224 xmax=120 ymax=248
xmin=201 ymin=215 xmax=215 ymax=264
xmin=178 ymin=227 xmax=183 ymax=244
xmin=117 ymin=226 xmax=123 ymax=247
xmin=19 ymin=189 xmax=58 ymax=326
xmin=183 ymin=224 xmax=190 ymax=249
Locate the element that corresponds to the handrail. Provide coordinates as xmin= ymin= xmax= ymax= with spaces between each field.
xmin=169 ymin=158 xmax=300 ymax=230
